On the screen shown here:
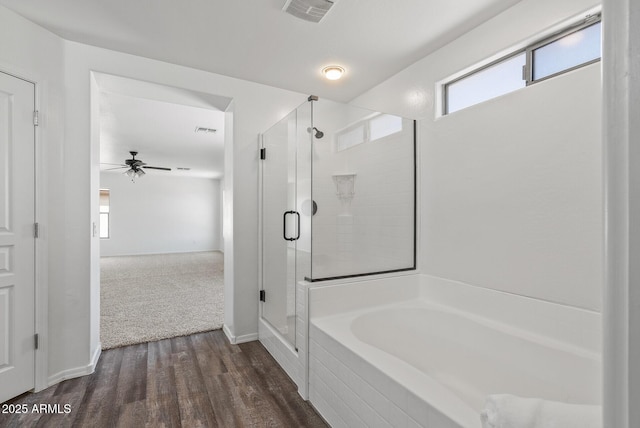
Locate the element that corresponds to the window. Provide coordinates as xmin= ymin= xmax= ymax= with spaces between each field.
xmin=99 ymin=189 xmax=110 ymax=239
xmin=530 ymin=21 xmax=601 ymax=82
xmin=336 ymin=113 xmax=403 ymax=151
xmin=336 ymin=123 xmax=366 ymax=151
xmin=369 ymin=114 xmax=403 ymax=142
xmin=443 ymin=14 xmax=601 ymax=115
xmin=445 ymin=53 xmax=526 ymax=115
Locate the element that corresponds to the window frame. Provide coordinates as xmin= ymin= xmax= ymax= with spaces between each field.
xmin=442 ymin=12 xmax=601 ymax=116
xmin=524 ymin=17 xmax=601 ymax=85
xmin=335 ymin=120 xmax=367 ymax=151
xmin=443 ymin=50 xmax=527 ymax=116
xmin=335 ymin=112 xmax=404 ymax=152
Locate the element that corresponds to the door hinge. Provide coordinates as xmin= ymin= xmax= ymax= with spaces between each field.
xmin=33 ymin=110 xmax=39 ymax=127
xmin=34 ymin=222 xmax=39 ymax=238
xmin=259 ymin=289 xmax=266 ymax=302
xmin=35 ymin=334 xmax=39 ymax=350
xmin=260 ymin=148 xmax=266 ymax=160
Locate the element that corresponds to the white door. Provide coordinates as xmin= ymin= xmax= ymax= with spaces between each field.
xmin=0 ymin=72 xmax=36 ymax=403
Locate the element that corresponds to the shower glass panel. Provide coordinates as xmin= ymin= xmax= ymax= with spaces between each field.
xmin=310 ymin=100 xmax=415 ymax=279
xmin=261 ymin=101 xmax=311 ymax=346
xmin=260 ymin=96 xmax=415 ymax=346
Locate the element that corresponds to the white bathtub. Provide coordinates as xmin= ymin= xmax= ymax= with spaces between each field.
xmin=308 ymin=274 xmax=601 ymax=428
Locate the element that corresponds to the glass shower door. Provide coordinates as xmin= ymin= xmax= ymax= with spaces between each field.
xmin=260 ymin=100 xmax=312 ymax=347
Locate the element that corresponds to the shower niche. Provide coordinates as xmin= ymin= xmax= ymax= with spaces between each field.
xmin=259 ymin=96 xmax=416 ymax=348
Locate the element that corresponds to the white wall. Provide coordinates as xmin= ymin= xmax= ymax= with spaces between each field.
xmin=353 ymin=0 xmax=602 ymax=312
xmin=0 ymin=6 xmax=77 ymax=388
xmin=100 ymin=173 xmax=222 ymax=256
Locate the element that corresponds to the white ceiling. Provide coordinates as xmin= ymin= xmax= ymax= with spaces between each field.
xmin=0 ymin=0 xmax=522 ymax=103
xmin=4 ymin=0 xmax=523 ymax=181
xmin=97 ymin=74 xmax=228 ymax=179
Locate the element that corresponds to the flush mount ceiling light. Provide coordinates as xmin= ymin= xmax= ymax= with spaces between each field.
xmin=322 ymin=65 xmax=345 ymax=80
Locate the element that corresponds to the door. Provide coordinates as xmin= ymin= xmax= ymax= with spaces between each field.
xmin=0 ymin=72 xmax=36 ymax=403
xmin=260 ymin=100 xmax=312 ymax=347
xmin=261 ymin=108 xmax=297 ymax=345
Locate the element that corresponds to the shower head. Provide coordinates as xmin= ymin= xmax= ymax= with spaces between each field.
xmin=310 ymin=127 xmax=324 ymax=139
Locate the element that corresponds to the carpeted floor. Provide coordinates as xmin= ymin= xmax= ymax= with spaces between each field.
xmin=100 ymin=251 xmax=224 ymax=350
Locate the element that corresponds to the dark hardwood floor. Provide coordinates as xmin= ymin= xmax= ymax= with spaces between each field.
xmin=0 ymin=330 xmax=328 ymax=428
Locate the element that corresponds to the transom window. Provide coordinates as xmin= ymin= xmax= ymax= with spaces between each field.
xmin=336 ymin=113 xmax=403 ymax=151
xmin=443 ymin=14 xmax=601 ymax=115
xmin=99 ymin=189 xmax=110 ymax=239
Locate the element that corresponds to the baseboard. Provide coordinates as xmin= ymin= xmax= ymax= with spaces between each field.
xmin=47 ymin=343 xmax=102 ymax=387
xmin=101 ymin=249 xmax=222 ymax=257
xmin=223 ymin=324 xmax=258 ymax=344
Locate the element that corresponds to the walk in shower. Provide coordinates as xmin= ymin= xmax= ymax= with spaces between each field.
xmin=259 ymin=96 xmax=416 ymax=346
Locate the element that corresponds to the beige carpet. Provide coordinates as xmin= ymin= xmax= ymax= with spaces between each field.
xmin=100 ymin=251 xmax=224 ymax=350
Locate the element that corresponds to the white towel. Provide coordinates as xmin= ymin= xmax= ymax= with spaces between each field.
xmin=480 ymin=394 xmax=601 ymax=428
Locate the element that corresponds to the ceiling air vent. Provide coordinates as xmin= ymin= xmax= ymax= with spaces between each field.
xmin=283 ymin=0 xmax=335 ymax=23
xmin=195 ymin=127 xmax=217 ymax=133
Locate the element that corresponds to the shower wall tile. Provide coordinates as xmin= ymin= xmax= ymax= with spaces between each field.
xmin=312 ymin=122 xmax=415 ymax=279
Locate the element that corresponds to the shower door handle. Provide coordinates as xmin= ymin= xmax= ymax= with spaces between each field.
xmin=283 ymin=210 xmax=300 ymax=241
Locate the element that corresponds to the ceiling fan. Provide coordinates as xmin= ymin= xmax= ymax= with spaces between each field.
xmin=102 ymin=151 xmax=171 ymax=180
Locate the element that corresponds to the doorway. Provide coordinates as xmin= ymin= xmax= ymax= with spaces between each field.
xmin=93 ymin=73 xmax=230 ymax=349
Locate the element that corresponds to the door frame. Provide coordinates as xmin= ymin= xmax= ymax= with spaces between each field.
xmin=0 ymin=65 xmax=48 ymax=394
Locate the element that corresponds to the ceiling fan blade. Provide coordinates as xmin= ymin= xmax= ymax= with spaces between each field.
xmin=104 ymin=166 xmax=128 ymax=171
xmin=143 ymin=166 xmax=172 ymax=171
xmin=101 ymin=163 xmax=127 ymax=166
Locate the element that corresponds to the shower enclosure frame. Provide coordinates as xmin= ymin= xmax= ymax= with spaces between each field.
xmin=258 ymin=95 xmax=418 ymax=352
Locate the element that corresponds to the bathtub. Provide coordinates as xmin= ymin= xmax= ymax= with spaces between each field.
xmin=307 ymin=274 xmax=601 ymax=428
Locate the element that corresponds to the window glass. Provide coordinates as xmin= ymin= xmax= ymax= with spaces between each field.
xmin=99 ymin=189 xmax=110 ymax=238
xmin=369 ymin=114 xmax=402 ymax=142
xmin=446 ymin=53 xmax=526 ymax=114
xmin=532 ymin=21 xmax=601 ymax=81
xmin=336 ymin=124 xmax=365 ymax=151
xmin=99 ymin=213 xmax=109 ymax=239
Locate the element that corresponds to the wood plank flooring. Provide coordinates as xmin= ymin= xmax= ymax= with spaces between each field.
xmin=0 ymin=330 xmax=328 ymax=428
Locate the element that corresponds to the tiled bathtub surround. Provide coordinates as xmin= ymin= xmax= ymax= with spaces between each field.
xmin=310 ymin=323 xmax=461 ymax=428
xmin=308 ymin=274 xmax=601 ymax=427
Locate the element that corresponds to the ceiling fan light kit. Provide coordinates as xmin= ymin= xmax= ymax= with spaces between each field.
xmin=102 ymin=151 xmax=172 ymax=182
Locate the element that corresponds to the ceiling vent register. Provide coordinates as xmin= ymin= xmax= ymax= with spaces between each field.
xmin=282 ymin=0 xmax=335 ymax=23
